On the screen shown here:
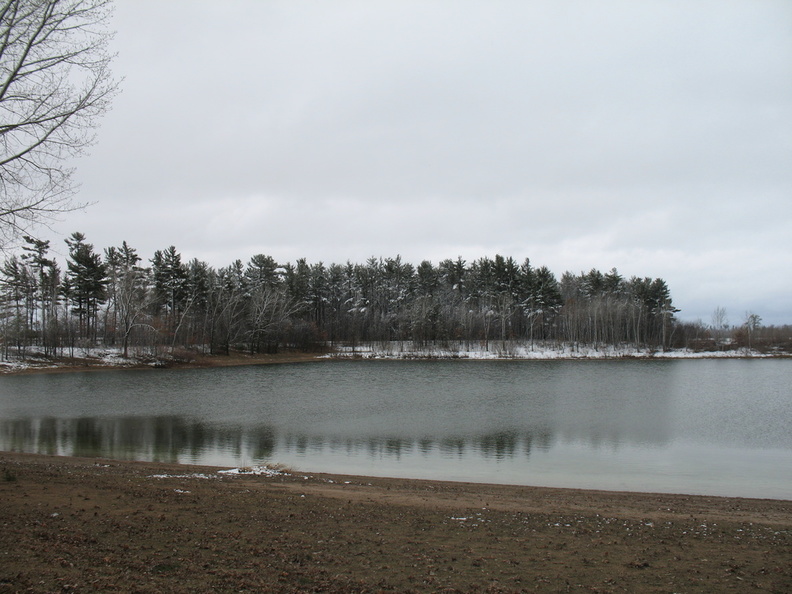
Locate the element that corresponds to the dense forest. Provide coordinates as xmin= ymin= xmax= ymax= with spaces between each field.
xmin=1 ymin=234 xmax=788 ymax=360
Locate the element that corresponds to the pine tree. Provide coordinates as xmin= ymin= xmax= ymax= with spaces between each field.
xmin=21 ymin=236 xmax=58 ymax=354
xmin=150 ymin=246 xmax=187 ymax=338
xmin=63 ymin=232 xmax=107 ymax=343
xmin=0 ymin=255 xmax=34 ymax=355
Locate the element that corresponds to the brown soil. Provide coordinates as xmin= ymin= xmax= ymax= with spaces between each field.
xmin=165 ymin=351 xmax=327 ymax=370
xmin=1 ymin=453 xmax=790 ymax=593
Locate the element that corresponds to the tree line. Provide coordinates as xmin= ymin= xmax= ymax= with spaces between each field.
xmin=0 ymin=233 xmax=786 ymax=360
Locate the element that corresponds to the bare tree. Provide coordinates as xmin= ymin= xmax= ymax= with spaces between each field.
xmin=711 ymin=306 xmax=729 ymax=348
xmin=0 ymin=0 xmax=118 ymax=245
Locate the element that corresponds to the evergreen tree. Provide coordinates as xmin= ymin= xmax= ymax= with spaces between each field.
xmin=533 ymin=266 xmax=562 ymax=340
xmin=150 ymin=246 xmax=187 ymax=338
xmin=0 ymin=241 xmax=696 ymax=355
xmin=0 ymin=255 xmax=34 ymax=355
xmin=21 ymin=236 xmax=59 ymax=354
xmin=63 ymin=233 xmax=107 ymax=342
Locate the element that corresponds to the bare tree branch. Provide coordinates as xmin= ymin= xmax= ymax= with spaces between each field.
xmin=0 ymin=0 xmax=118 ymax=247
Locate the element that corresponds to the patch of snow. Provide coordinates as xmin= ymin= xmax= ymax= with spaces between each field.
xmin=217 ymin=465 xmax=288 ymax=477
xmin=148 ymin=465 xmax=288 ymax=479
xmin=93 ymin=348 xmax=138 ymax=366
xmin=148 ymin=473 xmax=216 ymax=480
xmin=323 ymin=341 xmax=778 ymax=361
xmin=0 ymin=360 xmax=37 ymax=372
xmin=0 ymin=345 xmax=140 ymax=374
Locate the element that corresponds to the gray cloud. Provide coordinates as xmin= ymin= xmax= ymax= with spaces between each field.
xmin=41 ymin=0 xmax=792 ymax=325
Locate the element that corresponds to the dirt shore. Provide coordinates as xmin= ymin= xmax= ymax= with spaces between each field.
xmin=1 ymin=453 xmax=790 ymax=593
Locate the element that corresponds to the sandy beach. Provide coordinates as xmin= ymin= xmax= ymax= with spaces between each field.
xmin=1 ymin=452 xmax=790 ymax=592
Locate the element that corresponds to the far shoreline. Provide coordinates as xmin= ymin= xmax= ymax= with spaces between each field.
xmin=1 ymin=344 xmax=788 ymax=375
xmin=0 ymin=350 xmax=328 ymax=376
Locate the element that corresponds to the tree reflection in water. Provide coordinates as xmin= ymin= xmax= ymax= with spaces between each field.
xmin=2 ymin=416 xmax=598 ymax=465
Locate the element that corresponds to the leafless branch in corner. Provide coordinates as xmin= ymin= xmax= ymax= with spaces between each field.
xmin=0 ymin=0 xmax=119 ymax=248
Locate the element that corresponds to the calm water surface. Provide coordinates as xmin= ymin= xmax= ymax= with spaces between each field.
xmin=0 ymin=359 xmax=790 ymax=499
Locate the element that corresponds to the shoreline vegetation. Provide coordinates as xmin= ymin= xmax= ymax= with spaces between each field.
xmin=1 ymin=452 xmax=790 ymax=592
xmin=1 ymin=341 xmax=789 ymax=375
xmin=6 ymin=241 xmax=792 ymax=369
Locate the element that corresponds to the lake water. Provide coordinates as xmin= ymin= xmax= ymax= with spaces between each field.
xmin=0 ymin=359 xmax=790 ymax=499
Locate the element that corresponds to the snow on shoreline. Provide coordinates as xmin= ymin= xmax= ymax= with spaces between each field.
xmin=323 ymin=341 xmax=782 ymax=361
xmin=148 ymin=465 xmax=289 ymax=480
xmin=0 ymin=342 xmax=784 ymax=374
xmin=217 ymin=465 xmax=289 ymax=477
xmin=0 ymin=348 xmax=146 ymax=374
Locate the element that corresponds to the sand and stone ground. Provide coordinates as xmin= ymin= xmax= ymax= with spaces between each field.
xmin=1 ymin=452 xmax=790 ymax=593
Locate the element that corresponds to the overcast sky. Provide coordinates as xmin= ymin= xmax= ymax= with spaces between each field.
xmin=41 ymin=0 xmax=792 ymax=325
